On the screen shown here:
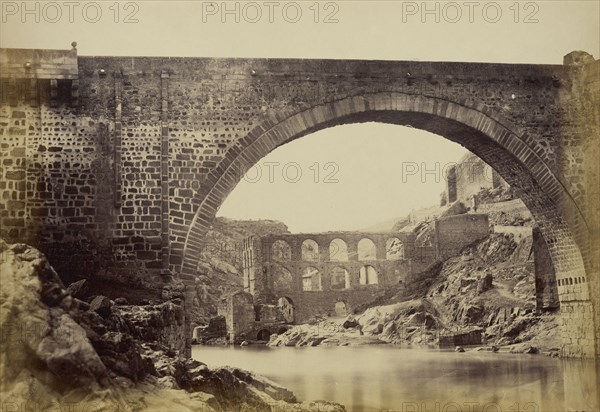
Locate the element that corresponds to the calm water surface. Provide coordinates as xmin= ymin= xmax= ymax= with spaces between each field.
xmin=192 ymin=345 xmax=599 ymax=412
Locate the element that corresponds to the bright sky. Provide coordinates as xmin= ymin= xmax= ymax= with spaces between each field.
xmin=2 ymin=1 xmax=598 ymax=232
xmin=218 ymin=124 xmax=466 ymax=232
xmin=1 ymin=1 xmax=598 ymax=63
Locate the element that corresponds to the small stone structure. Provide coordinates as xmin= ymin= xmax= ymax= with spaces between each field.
xmin=217 ymin=291 xmax=255 ymax=342
xmin=443 ymin=152 xmax=509 ymax=206
xmin=217 ymin=291 xmax=293 ymax=342
xmin=439 ymin=328 xmax=483 ymax=347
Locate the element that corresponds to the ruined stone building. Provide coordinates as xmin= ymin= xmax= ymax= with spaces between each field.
xmin=223 ymin=220 xmax=490 ymax=341
xmin=442 ymin=152 xmax=509 ymax=209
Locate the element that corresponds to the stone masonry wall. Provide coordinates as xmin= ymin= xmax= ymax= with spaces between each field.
xmin=434 ymin=214 xmax=490 ymax=259
xmin=241 ymin=228 xmax=502 ymax=323
xmin=241 ymin=232 xmax=424 ymax=323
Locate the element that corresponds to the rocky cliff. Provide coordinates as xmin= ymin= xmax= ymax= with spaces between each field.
xmin=356 ymin=231 xmax=557 ymax=350
xmin=0 ymin=239 xmax=344 ymax=411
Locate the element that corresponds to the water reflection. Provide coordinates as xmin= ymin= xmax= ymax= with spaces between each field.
xmin=192 ymin=345 xmax=599 ymax=411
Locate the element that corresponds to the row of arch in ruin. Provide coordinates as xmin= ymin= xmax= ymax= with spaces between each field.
xmin=266 ymin=237 xmax=408 ymax=263
xmin=270 ymin=263 xmax=382 ymax=292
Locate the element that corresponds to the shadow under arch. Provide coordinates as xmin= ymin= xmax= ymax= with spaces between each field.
xmin=179 ymin=92 xmax=594 ymax=356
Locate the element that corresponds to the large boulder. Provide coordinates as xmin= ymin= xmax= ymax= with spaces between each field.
xmin=210 ymin=257 xmax=239 ymax=275
xmin=462 ymin=304 xmax=485 ymax=324
xmin=93 ymin=332 xmax=155 ymax=382
xmin=0 ymin=240 xmax=111 ymax=398
xmin=114 ymin=300 xmax=186 ymax=351
xmin=343 ymin=319 xmax=359 ymax=329
xmin=502 ymin=315 xmax=536 ymax=339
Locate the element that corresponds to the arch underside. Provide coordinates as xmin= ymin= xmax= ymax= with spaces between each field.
xmin=179 ymin=92 xmax=594 ymax=357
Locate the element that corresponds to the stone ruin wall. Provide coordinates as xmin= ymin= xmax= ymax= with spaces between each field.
xmin=241 ymin=224 xmax=491 ymax=323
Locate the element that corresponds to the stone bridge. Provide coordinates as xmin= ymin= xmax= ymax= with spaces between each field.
xmin=0 ymin=46 xmax=598 ymax=358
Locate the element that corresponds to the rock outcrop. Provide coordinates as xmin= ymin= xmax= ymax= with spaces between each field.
xmin=0 ymin=239 xmax=345 ymax=411
xmin=0 ymin=239 xmax=124 ymax=409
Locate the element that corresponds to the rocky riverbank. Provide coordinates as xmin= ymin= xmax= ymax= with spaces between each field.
xmin=0 ymin=239 xmax=344 ymax=411
xmin=267 ymin=318 xmax=384 ymax=347
xmin=269 ymin=310 xmax=559 ymax=356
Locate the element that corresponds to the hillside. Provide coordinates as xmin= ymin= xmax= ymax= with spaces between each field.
xmin=357 ymin=232 xmax=553 ymax=348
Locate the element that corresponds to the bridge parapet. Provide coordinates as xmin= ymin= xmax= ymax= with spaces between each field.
xmin=0 ymin=46 xmax=78 ymax=79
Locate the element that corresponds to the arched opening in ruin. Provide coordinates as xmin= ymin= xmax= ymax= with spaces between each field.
xmin=334 ymin=301 xmax=349 ymax=317
xmin=329 ymin=238 xmax=349 ymax=262
xmin=358 ymin=238 xmax=377 ymax=261
xmin=301 ymin=239 xmax=319 ymax=262
xmin=277 ymin=296 xmax=295 ymax=323
xmin=331 ymin=266 xmax=350 ymax=290
xmin=182 ymin=92 xmax=594 ymax=357
xmin=272 ymin=264 xmax=293 ymax=292
xmin=256 ymin=329 xmax=272 ymax=341
xmin=386 ymin=238 xmax=405 ymax=260
xmin=359 ymin=265 xmax=379 ymax=285
xmin=302 ymin=266 xmax=322 ymax=291
xmin=272 ymin=240 xmax=292 ymax=261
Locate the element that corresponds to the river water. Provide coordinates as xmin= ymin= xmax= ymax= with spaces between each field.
xmin=192 ymin=345 xmax=599 ymax=412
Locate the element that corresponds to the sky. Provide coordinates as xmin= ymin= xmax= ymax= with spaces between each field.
xmin=217 ymin=124 xmax=466 ymax=232
xmin=2 ymin=1 xmax=598 ymax=232
xmin=1 ymin=1 xmax=598 ymax=63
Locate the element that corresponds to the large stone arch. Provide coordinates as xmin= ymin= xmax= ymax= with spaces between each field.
xmin=179 ymin=92 xmax=594 ymax=357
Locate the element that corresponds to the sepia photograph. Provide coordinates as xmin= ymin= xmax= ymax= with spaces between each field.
xmin=0 ymin=1 xmax=599 ymax=411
